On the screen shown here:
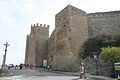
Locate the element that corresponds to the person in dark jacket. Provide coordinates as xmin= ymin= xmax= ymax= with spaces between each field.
xmin=20 ymin=63 xmax=23 ymax=69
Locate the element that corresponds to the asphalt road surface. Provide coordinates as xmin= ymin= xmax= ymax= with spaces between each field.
xmin=0 ymin=69 xmax=85 ymax=80
xmin=0 ymin=68 xmax=116 ymax=80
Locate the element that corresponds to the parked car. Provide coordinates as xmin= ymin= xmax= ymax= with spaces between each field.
xmin=7 ymin=64 xmax=14 ymax=69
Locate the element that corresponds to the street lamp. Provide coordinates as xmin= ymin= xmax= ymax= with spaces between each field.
xmin=1 ymin=42 xmax=10 ymax=69
xmin=93 ymin=52 xmax=99 ymax=75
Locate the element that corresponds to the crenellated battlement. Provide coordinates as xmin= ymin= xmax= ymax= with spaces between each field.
xmin=29 ymin=23 xmax=49 ymax=37
xmin=31 ymin=23 xmax=49 ymax=28
xmin=30 ymin=23 xmax=49 ymax=34
xmin=87 ymin=10 xmax=120 ymax=18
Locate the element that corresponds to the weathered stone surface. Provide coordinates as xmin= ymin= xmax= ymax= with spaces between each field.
xmin=48 ymin=5 xmax=89 ymax=71
xmin=25 ymin=24 xmax=49 ymax=67
xmin=25 ymin=5 xmax=120 ymax=72
xmin=88 ymin=11 xmax=120 ymax=37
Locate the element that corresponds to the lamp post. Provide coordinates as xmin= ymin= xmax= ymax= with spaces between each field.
xmin=93 ymin=52 xmax=99 ymax=75
xmin=1 ymin=42 xmax=10 ymax=69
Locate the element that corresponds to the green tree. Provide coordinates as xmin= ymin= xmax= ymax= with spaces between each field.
xmin=81 ymin=34 xmax=120 ymax=58
xmin=100 ymin=47 xmax=120 ymax=64
xmin=81 ymin=37 xmax=103 ymax=57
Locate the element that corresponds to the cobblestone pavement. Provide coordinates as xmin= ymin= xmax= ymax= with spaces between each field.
xmin=0 ymin=68 xmax=116 ymax=80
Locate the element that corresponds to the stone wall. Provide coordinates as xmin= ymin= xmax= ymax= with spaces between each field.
xmin=25 ymin=5 xmax=120 ymax=72
xmin=48 ymin=30 xmax=56 ymax=67
xmin=25 ymin=35 xmax=30 ymax=64
xmin=25 ymin=26 xmax=36 ymax=65
xmin=87 ymin=11 xmax=120 ymax=38
xmin=34 ymin=24 xmax=49 ymax=67
xmin=48 ymin=5 xmax=89 ymax=71
xmin=25 ymin=23 xmax=49 ymax=67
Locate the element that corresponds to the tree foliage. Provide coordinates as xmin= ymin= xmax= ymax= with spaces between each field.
xmin=81 ymin=34 xmax=120 ymax=58
xmin=81 ymin=37 xmax=103 ymax=58
xmin=100 ymin=47 xmax=120 ymax=63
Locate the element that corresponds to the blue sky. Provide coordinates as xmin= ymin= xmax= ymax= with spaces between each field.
xmin=0 ymin=0 xmax=120 ymax=65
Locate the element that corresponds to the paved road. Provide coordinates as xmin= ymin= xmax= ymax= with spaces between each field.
xmin=0 ymin=69 xmax=84 ymax=80
xmin=0 ymin=68 xmax=116 ymax=80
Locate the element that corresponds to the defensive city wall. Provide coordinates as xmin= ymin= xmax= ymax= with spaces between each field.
xmin=88 ymin=11 xmax=120 ymax=37
xmin=25 ymin=24 xmax=49 ymax=67
xmin=25 ymin=5 xmax=120 ymax=71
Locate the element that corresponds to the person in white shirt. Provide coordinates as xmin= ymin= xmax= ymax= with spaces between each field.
xmin=80 ymin=62 xmax=85 ymax=79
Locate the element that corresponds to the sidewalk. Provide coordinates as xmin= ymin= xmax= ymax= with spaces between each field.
xmin=38 ymin=68 xmax=80 ymax=76
xmin=38 ymin=68 xmax=116 ymax=80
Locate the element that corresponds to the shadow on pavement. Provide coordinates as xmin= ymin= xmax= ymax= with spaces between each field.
xmin=71 ymin=78 xmax=80 ymax=80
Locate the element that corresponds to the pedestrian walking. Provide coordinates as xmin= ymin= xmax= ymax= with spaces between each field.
xmin=47 ymin=65 xmax=50 ymax=71
xmin=80 ymin=62 xmax=86 ymax=79
xmin=15 ymin=65 xmax=17 ymax=69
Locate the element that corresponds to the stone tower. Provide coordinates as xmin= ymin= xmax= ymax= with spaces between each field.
xmin=48 ymin=5 xmax=89 ymax=71
xmin=25 ymin=23 xmax=49 ymax=67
